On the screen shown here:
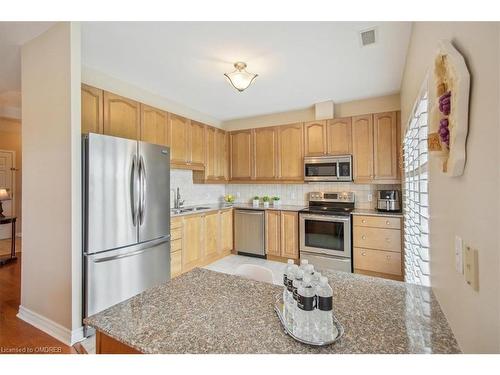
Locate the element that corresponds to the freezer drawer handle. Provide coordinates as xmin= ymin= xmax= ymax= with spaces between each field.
xmin=92 ymin=235 xmax=171 ymax=263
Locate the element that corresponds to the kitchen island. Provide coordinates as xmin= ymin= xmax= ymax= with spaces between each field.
xmin=84 ymin=268 xmax=460 ymax=354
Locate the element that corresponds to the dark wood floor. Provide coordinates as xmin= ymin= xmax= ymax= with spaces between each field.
xmin=0 ymin=243 xmax=77 ymax=354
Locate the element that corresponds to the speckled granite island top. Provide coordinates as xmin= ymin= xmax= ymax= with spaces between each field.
xmin=84 ymin=268 xmax=460 ymax=354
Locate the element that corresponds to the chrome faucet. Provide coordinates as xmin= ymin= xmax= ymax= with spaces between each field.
xmin=171 ymin=187 xmax=185 ymax=209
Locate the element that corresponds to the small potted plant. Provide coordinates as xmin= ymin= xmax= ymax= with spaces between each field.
xmin=224 ymin=194 xmax=235 ymax=206
xmin=252 ymin=196 xmax=260 ymax=207
xmin=272 ymin=196 xmax=281 ymax=207
xmin=262 ymin=195 xmax=270 ymax=208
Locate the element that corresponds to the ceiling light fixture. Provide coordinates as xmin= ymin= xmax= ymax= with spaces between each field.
xmin=224 ymin=62 xmax=258 ymax=92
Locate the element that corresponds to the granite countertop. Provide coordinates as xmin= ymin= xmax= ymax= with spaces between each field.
xmin=170 ymin=203 xmax=233 ymax=217
xmin=352 ymin=208 xmax=403 ymax=218
xmin=84 ymin=268 xmax=460 ymax=354
xmin=232 ymin=203 xmax=306 ymax=212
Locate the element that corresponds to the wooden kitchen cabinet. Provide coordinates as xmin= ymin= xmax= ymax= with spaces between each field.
xmin=170 ymin=217 xmax=183 ymax=279
xmin=373 ymin=112 xmax=400 ymax=182
xmin=230 ymin=130 xmax=253 ymax=180
xmin=351 ymin=114 xmax=374 ymax=183
xmin=353 ymin=214 xmax=403 ymax=281
xmin=189 ymin=121 xmax=206 ymax=168
xmin=81 ymin=84 xmax=103 ymax=134
xmin=193 ymin=126 xmax=228 ymax=183
xmin=140 ymin=104 xmax=168 ymax=146
xmin=304 ymin=120 xmax=327 ymax=156
xmin=265 ymin=210 xmax=281 ymax=256
xmin=203 ymin=211 xmax=220 ymax=263
xmin=327 ymin=117 xmax=352 ymax=155
xmin=168 ymin=114 xmax=191 ymax=167
xmin=220 ymin=209 xmax=233 ymax=255
xmin=253 ymin=127 xmax=278 ymax=180
xmin=182 ymin=214 xmax=204 ymax=272
xmin=265 ymin=210 xmax=299 ymax=260
xmin=281 ymin=211 xmax=299 ymax=259
xmin=215 ymin=129 xmax=229 ymax=180
xmin=277 ymin=123 xmax=304 ymax=181
xmin=103 ymin=91 xmax=140 ymax=140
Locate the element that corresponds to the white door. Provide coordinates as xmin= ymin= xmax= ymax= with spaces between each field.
xmin=0 ymin=150 xmax=14 ymax=240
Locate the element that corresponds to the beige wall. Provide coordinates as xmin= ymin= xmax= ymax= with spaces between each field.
xmin=82 ymin=66 xmax=222 ymax=128
xmin=20 ymin=22 xmax=82 ymax=343
xmin=0 ymin=117 xmax=22 ymax=234
xmin=400 ymin=22 xmax=500 ymax=353
xmin=222 ymin=93 xmax=400 ymax=131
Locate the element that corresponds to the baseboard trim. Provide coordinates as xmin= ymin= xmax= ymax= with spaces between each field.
xmin=17 ymin=305 xmax=84 ymax=346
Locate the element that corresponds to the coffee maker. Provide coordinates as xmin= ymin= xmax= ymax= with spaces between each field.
xmin=377 ymin=190 xmax=401 ymax=212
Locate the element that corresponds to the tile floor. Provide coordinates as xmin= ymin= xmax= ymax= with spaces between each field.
xmin=204 ymin=254 xmax=286 ymax=286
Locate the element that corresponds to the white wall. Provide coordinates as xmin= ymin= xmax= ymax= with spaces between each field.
xmin=170 ymin=169 xmax=225 ymax=206
xmin=20 ymin=22 xmax=82 ymax=344
xmin=400 ymin=22 xmax=500 ymax=353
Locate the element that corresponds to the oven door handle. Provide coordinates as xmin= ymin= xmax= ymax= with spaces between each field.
xmin=300 ymin=214 xmax=351 ymax=222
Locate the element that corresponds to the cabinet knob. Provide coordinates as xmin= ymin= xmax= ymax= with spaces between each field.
xmin=386 ymin=220 xmax=390 ymax=225
xmin=361 ymin=252 xmax=366 ymax=256
xmin=362 ymin=219 xmax=366 ymax=224
xmin=386 ymin=255 xmax=391 ymax=260
xmin=362 ymin=235 xmax=366 ymax=240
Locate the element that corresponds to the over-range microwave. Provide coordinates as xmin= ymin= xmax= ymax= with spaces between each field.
xmin=304 ymin=155 xmax=353 ymax=182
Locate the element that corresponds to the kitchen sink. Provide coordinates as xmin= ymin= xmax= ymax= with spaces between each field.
xmin=193 ymin=206 xmax=210 ymax=211
xmin=171 ymin=206 xmax=211 ymax=215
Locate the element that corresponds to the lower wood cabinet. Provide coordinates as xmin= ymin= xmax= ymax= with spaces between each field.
xmin=170 ymin=209 xmax=233 ymax=278
xmin=265 ymin=210 xmax=299 ymax=260
xmin=353 ymin=215 xmax=403 ymax=281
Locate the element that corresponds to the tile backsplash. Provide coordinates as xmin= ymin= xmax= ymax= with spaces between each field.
xmin=171 ymin=169 xmax=400 ymax=210
xmin=225 ymin=182 xmax=401 ymax=209
xmin=170 ymin=169 xmax=225 ymax=206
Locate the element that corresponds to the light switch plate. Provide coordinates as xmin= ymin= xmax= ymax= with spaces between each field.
xmin=367 ymin=193 xmax=373 ymax=202
xmin=464 ymin=246 xmax=479 ymax=291
xmin=455 ymin=236 xmax=463 ymax=273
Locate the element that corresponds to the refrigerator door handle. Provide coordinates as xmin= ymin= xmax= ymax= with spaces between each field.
xmin=130 ymin=155 xmax=139 ymax=226
xmin=138 ymin=155 xmax=147 ymax=225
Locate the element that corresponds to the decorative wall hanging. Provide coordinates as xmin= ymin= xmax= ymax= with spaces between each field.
xmin=427 ymin=40 xmax=470 ymax=177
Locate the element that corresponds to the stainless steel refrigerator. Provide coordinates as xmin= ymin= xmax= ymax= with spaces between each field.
xmin=83 ymin=133 xmax=170 ymax=323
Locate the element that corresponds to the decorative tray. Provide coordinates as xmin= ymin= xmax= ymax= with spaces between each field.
xmin=274 ymin=294 xmax=344 ymax=347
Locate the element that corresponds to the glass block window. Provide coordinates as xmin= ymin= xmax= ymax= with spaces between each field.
xmin=403 ymin=80 xmax=430 ymax=287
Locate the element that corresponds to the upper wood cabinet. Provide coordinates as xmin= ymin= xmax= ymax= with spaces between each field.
xmin=230 ymin=130 xmax=253 ymax=180
xmin=277 ymin=123 xmax=304 ymax=181
xmin=81 ymin=84 xmax=103 ymax=134
xmin=373 ymin=112 xmax=399 ymax=182
xmin=193 ymin=126 xmax=228 ymax=183
xmin=215 ymin=129 xmax=228 ymax=180
xmin=189 ymin=121 xmax=206 ymax=168
xmin=140 ymin=104 xmax=168 ymax=146
xmin=253 ymin=127 xmax=278 ymax=180
xmin=352 ymin=114 xmax=374 ymax=183
xmin=168 ymin=114 xmax=190 ymax=166
xmin=103 ymin=91 xmax=140 ymax=140
xmin=327 ymin=117 xmax=352 ymax=155
xmin=304 ymin=121 xmax=327 ymax=156
xmin=205 ymin=126 xmax=217 ymax=180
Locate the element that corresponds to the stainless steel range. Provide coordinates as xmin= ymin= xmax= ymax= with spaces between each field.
xmin=299 ymin=192 xmax=355 ymax=273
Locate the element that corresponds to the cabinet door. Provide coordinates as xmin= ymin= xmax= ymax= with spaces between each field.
xmin=140 ymin=104 xmax=168 ymax=146
xmin=190 ymin=121 xmax=206 ymax=167
xmin=81 ymin=84 xmax=103 ymax=134
xmin=182 ymin=214 xmax=203 ymax=272
xmin=352 ymin=114 xmax=374 ymax=183
xmin=277 ymin=123 xmax=304 ymax=181
xmin=373 ymin=112 xmax=399 ymax=182
xmin=265 ymin=210 xmax=281 ymax=256
xmin=304 ymin=121 xmax=326 ymax=156
xmin=327 ymin=117 xmax=352 ymax=155
xmin=205 ymin=126 xmax=217 ymax=179
xmin=203 ymin=212 xmax=219 ymax=263
xmin=171 ymin=251 xmax=182 ymax=278
xmin=230 ymin=130 xmax=253 ymax=180
xmin=169 ymin=114 xmax=190 ymax=165
xmin=280 ymin=211 xmax=299 ymax=259
xmin=220 ymin=209 xmax=233 ymax=254
xmin=103 ymin=91 xmax=140 ymax=140
xmin=216 ymin=129 xmax=228 ymax=180
xmin=253 ymin=127 xmax=278 ymax=180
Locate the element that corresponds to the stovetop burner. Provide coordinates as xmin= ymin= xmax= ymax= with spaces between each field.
xmin=301 ymin=191 xmax=355 ymax=216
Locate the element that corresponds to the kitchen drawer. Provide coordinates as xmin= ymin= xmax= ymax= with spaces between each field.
xmin=171 ymin=218 xmax=183 ymax=230
xmin=354 ymin=247 xmax=402 ymax=276
xmin=171 ymin=250 xmax=182 ymax=278
xmin=353 ymin=227 xmax=401 ymax=252
xmin=171 ymin=238 xmax=182 ymax=253
xmin=353 ymin=215 xmax=401 ymax=230
xmin=171 ymin=228 xmax=182 ymax=241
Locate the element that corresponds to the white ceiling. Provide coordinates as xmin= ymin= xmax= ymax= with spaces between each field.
xmin=0 ymin=22 xmax=55 ymax=105
xmin=82 ymin=22 xmax=412 ymax=121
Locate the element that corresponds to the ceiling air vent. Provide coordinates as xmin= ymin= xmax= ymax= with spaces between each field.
xmin=360 ymin=28 xmax=377 ymax=47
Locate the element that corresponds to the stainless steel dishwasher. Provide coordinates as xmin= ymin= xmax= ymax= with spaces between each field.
xmin=234 ymin=209 xmax=266 ymax=258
